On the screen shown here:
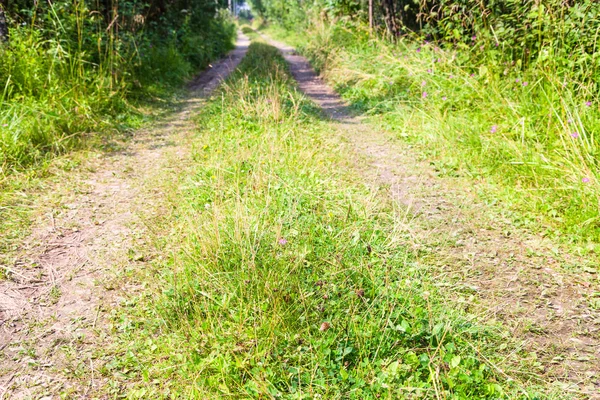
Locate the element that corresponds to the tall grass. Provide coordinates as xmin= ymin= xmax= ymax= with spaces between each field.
xmin=265 ymin=21 xmax=600 ymax=244
xmin=108 ymin=40 xmax=555 ymax=398
xmin=0 ymin=6 xmax=235 ymax=176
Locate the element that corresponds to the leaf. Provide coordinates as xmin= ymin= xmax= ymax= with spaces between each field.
xmin=450 ymin=355 xmax=461 ymax=369
xmin=340 ymin=367 xmax=349 ymax=380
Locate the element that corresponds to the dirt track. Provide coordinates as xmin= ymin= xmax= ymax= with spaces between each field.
xmin=0 ymin=34 xmax=249 ymax=398
xmin=263 ymin=34 xmax=600 ymax=398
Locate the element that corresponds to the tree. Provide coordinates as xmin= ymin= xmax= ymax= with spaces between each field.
xmin=0 ymin=0 xmax=8 ymax=43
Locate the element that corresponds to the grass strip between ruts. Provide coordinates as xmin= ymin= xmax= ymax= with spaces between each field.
xmin=108 ymin=40 xmax=555 ymax=399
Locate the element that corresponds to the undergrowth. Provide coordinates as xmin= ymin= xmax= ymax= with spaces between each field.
xmin=107 ymin=40 xmax=555 ymax=399
xmin=0 ymin=7 xmax=235 ymax=175
xmin=263 ymin=21 xmax=600 ymax=246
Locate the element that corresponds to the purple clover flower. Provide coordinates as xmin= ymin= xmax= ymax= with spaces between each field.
xmin=278 ymin=238 xmax=288 ymax=245
xmin=490 ymin=125 xmax=498 ymax=133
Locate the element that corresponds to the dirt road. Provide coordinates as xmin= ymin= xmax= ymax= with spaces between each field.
xmin=0 ymin=34 xmax=249 ymax=399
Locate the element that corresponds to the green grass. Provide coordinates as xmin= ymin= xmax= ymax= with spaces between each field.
xmin=0 ymin=16 xmax=235 ymax=175
xmin=105 ymin=40 xmax=557 ymax=399
xmin=262 ymin=22 xmax=600 ymax=246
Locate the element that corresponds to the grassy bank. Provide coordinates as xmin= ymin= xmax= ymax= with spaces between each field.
xmin=107 ymin=40 xmax=554 ymax=398
xmin=0 ymin=12 xmax=235 ymax=176
xmin=262 ymin=22 xmax=600 ymax=246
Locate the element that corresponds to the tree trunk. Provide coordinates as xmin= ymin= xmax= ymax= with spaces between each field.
xmin=381 ymin=0 xmax=399 ymax=38
xmin=368 ymin=0 xmax=373 ymax=31
xmin=0 ymin=0 xmax=8 ymax=43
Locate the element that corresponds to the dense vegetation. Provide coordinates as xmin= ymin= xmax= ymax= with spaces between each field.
xmin=0 ymin=0 xmax=235 ymax=174
xmin=254 ymin=1 xmax=600 ymax=242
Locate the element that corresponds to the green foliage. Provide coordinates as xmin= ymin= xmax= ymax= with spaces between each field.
xmin=266 ymin=21 xmax=600 ymax=242
xmin=107 ymin=40 xmax=548 ymax=398
xmin=0 ymin=1 xmax=235 ymax=174
xmin=417 ymin=0 xmax=600 ymax=85
xmin=250 ymin=0 xmax=309 ymax=30
xmin=255 ymin=0 xmax=600 ymax=87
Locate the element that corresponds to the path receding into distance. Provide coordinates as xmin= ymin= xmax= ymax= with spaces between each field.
xmin=262 ymin=33 xmax=600 ymax=397
xmin=0 ymin=34 xmax=249 ymax=398
xmin=1 ymin=30 xmax=599 ymax=398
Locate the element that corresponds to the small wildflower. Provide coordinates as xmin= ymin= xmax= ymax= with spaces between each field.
xmin=515 ymin=78 xmax=520 ymax=83
xmin=470 ymin=73 xmax=475 ymax=78
xmin=422 ymin=91 xmax=428 ymax=98
xmin=571 ymin=132 xmax=579 ymax=138
xmin=567 ymin=119 xmax=572 ymax=124
xmin=471 ymin=35 xmax=476 ymax=41
xmin=278 ymin=238 xmax=288 ymax=245
xmin=480 ymin=45 xmax=484 ymax=51
xmin=427 ymin=69 xmax=432 ymax=74
xmin=582 ymin=177 xmax=590 ymax=183
xmin=495 ymin=42 xmax=499 ymax=47
xmin=442 ymin=96 xmax=447 ymax=101
xmin=320 ymin=322 xmax=331 ymax=331
xmin=1 ymin=124 xmax=7 ymax=127
xmin=522 ymin=81 xmax=529 ymax=86
xmin=490 ymin=125 xmax=498 ymax=133
xmin=416 ymin=47 xmax=421 ymax=53
xmin=421 ymin=80 xmax=427 ymax=87
xmin=449 ymin=74 xmax=454 ymax=79
xmin=586 ymin=101 xmax=592 ymax=107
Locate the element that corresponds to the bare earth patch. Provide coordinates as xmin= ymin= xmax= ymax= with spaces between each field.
xmin=264 ymin=34 xmax=600 ymax=398
xmin=0 ymin=34 xmax=249 ymax=398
